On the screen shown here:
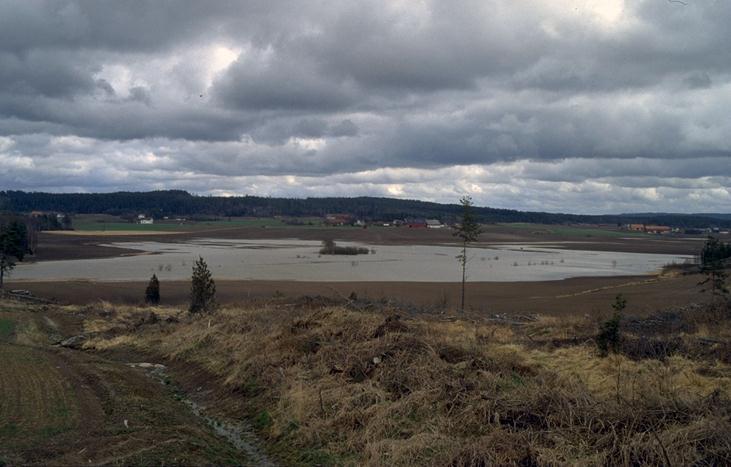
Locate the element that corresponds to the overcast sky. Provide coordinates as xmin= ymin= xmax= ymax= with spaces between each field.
xmin=1 ymin=0 xmax=729 ymax=213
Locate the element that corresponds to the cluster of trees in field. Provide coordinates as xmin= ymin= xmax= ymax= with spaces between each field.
xmin=30 ymin=212 xmax=73 ymax=231
xmin=2 ymin=190 xmax=731 ymax=228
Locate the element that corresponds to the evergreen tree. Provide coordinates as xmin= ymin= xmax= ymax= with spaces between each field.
xmin=145 ymin=274 xmax=160 ymax=305
xmin=190 ymin=256 xmax=216 ymax=313
xmin=699 ymin=237 xmax=729 ymax=300
xmin=453 ymin=196 xmax=483 ymax=312
xmin=597 ymin=294 xmax=626 ymax=356
xmin=0 ymin=221 xmax=27 ymax=288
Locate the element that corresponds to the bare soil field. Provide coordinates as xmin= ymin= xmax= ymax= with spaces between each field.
xmin=8 ymin=273 xmax=708 ymax=317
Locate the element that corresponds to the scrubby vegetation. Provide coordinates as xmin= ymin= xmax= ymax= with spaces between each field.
xmin=319 ymin=239 xmax=370 ymax=255
xmin=82 ymin=296 xmax=731 ymax=466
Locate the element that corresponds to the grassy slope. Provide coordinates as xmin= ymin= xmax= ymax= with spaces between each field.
xmin=84 ymin=299 xmax=731 ymax=466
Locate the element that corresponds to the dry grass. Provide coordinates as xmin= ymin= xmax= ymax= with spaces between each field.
xmin=82 ymin=300 xmax=731 ymax=466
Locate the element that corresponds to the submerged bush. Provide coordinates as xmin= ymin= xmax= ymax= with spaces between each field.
xmin=319 ymin=239 xmax=369 ymax=255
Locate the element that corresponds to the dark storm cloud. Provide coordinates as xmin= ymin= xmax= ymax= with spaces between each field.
xmin=0 ymin=0 xmax=729 ymax=212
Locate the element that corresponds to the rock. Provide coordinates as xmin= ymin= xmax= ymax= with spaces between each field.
xmin=58 ymin=334 xmax=87 ymax=349
xmin=128 ymin=362 xmax=166 ymax=369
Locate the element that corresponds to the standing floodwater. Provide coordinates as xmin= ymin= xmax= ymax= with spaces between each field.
xmin=12 ymin=239 xmax=693 ymax=282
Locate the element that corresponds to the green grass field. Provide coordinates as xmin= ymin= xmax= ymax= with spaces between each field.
xmin=498 ymin=223 xmax=648 ymax=238
xmin=71 ymin=216 xmax=328 ymax=232
xmin=0 ymin=318 xmax=15 ymax=340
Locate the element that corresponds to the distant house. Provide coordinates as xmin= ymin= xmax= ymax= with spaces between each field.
xmin=627 ymin=223 xmax=671 ymax=234
xmin=426 ymin=219 xmax=445 ymax=229
xmin=324 ymin=213 xmax=353 ymax=226
xmin=645 ymin=225 xmax=671 ymax=234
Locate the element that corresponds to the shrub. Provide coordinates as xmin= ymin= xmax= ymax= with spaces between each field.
xmin=145 ymin=274 xmax=160 ymax=305
xmin=597 ymin=294 xmax=626 ymax=356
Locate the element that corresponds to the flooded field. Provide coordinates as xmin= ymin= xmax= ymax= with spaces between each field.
xmin=13 ymin=239 xmax=694 ymax=282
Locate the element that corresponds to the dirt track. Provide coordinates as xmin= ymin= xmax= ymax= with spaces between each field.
xmin=0 ymin=301 xmax=252 ymax=465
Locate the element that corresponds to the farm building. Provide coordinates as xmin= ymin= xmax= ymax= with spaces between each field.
xmin=426 ymin=219 xmax=445 ymax=229
xmin=324 ymin=213 xmax=354 ymax=226
xmin=407 ymin=218 xmax=427 ymax=228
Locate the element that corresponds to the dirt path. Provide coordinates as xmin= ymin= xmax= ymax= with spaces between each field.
xmin=0 ymin=301 xmax=257 ymax=466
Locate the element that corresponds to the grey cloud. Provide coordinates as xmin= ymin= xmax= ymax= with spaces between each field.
xmin=127 ymin=86 xmax=152 ymax=106
xmin=0 ymin=50 xmax=96 ymax=98
xmin=684 ymin=72 xmax=712 ymax=89
xmin=213 ymin=54 xmax=358 ymax=111
xmin=0 ymin=0 xmax=730 ymax=213
xmin=95 ymin=78 xmax=115 ymax=95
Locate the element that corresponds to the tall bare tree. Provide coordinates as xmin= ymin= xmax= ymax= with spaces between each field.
xmin=454 ymin=196 xmax=483 ymax=312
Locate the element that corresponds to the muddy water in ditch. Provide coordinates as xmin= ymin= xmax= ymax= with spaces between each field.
xmin=129 ymin=363 xmax=274 ymax=466
xmin=14 ymin=239 xmax=693 ymax=282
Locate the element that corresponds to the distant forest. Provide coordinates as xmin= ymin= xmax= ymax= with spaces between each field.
xmin=1 ymin=190 xmax=730 ymax=228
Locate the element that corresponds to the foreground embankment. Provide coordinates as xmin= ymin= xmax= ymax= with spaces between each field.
xmin=76 ymin=296 xmax=731 ymax=465
xmin=2 ymin=292 xmax=730 ymax=464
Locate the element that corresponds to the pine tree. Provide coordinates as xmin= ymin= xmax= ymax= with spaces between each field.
xmin=190 ymin=256 xmax=216 ymax=313
xmin=597 ymin=294 xmax=626 ymax=356
xmin=145 ymin=274 xmax=160 ymax=305
xmin=698 ymin=236 xmax=730 ymax=300
xmin=453 ymin=196 xmax=483 ymax=312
